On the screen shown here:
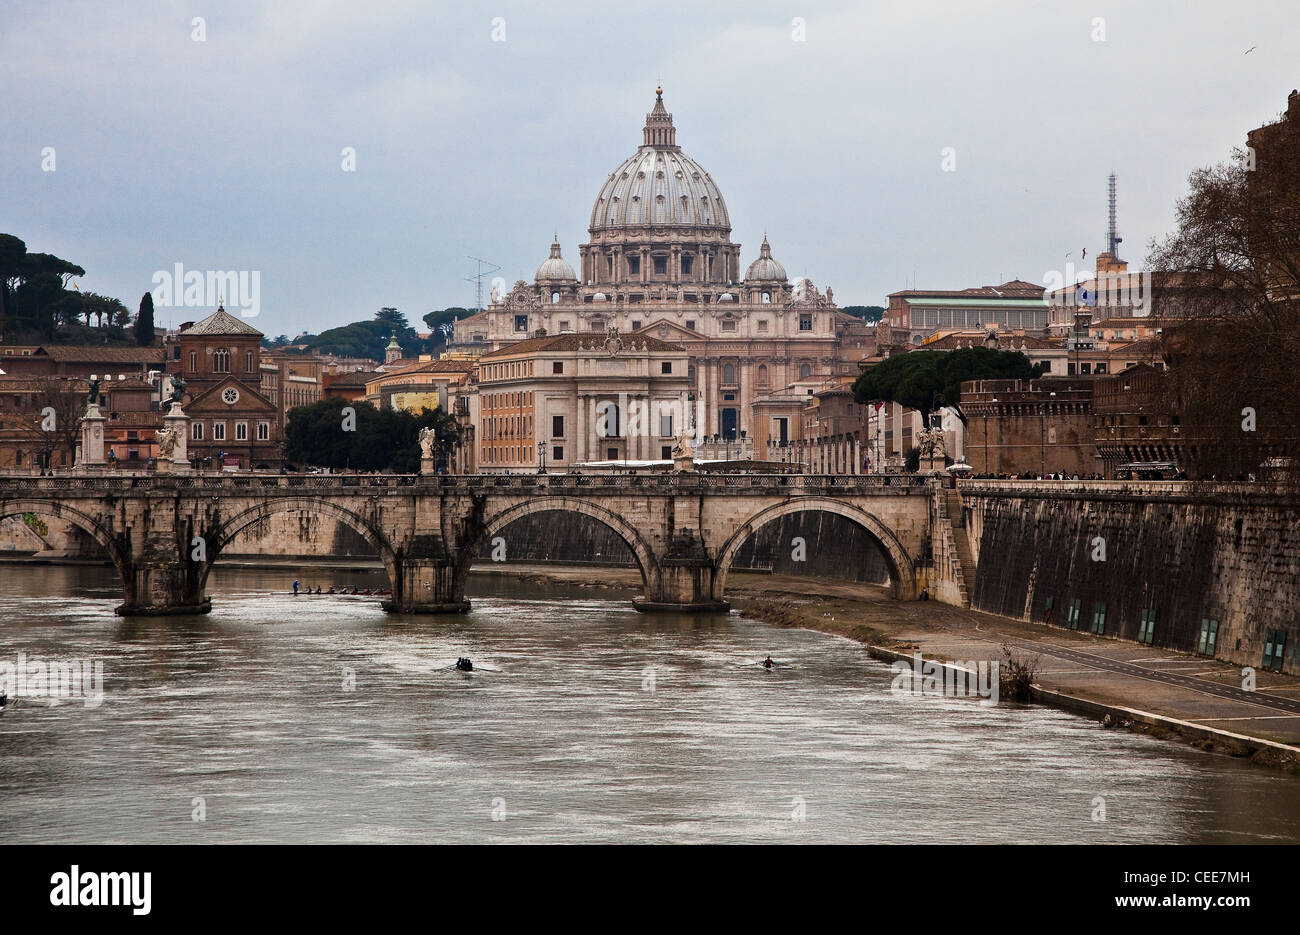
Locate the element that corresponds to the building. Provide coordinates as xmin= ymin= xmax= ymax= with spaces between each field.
xmin=0 ymin=344 xmax=164 ymax=380
xmin=452 ymin=87 xmax=857 ymax=444
xmin=170 ymin=305 xmax=282 ymax=469
xmin=259 ymin=352 xmax=324 ymax=431
xmin=475 ymin=330 xmax=689 ymax=471
xmin=364 ymin=358 xmax=476 ymax=414
xmin=884 ymin=279 xmax=1048 ymax=346
xmin=961 ymin=378 xmax=1097 ymax=476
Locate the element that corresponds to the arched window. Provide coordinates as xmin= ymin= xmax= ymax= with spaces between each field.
xmin=213 ymin=348 xmax=230 ymax=373
xmin=597 ymin=401 xmax=620 ymax=438
xmin=551 ymin=292 xmax=560 ymax=304
xmin=799 ymin=363 xmax=812 ymax=380
xmin=757 ymin=364 xmax=769 ymax=385
xmin=761 ymin=292 xmax=771 ymax=304
xmin=722 ymin=363 xmax=735 ymax=384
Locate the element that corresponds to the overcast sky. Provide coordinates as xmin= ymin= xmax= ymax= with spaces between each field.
xmin=4 ymin=0 xmax=1296 ymax=337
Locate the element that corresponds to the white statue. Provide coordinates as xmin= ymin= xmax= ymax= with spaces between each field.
xmin=419 ymin=426 xmax=438 ymax=459
xmin=156 ymin=427 xmax=177 ymax=459
xmin=671 ymin=423 xmax=695 ymax=458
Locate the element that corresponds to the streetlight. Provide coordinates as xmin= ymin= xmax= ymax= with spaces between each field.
xmin=537 ymin=440 xmax=547 ymax=474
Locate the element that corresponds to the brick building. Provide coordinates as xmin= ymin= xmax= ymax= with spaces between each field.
xmin=961 ymin=378 xmax=1098 ymax=476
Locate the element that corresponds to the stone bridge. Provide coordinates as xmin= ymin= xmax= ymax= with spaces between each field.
xmin=0 ymin=472 xmax=937 ymax=616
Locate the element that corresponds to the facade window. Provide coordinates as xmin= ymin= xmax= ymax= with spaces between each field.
xmin=591 ymin=317 xmax=605 ymax=332
xmin=552 ymin=361 xmax=563 ymax=374
xmin=661 ymin=362 xmax=671 ymax=374
xmin=660 ymin=413 xmax=673 ymax=437
xmin=192 ymin=422 xmax=204 ymax=440
xmin=552 ymin=445 xmax=563 ymax=461
xmin=681 ymin=255 xmax=693 ymax=275
xmin=1138 ymin=609 xmax=1156 ymax=644
xmin=189 ymin=350 xmax=197 ymax=372
xmin=757 ymin=320 xmax=769 ymax=332
xmin=257 ymin=421 xmax=270 ymax=441
xmin=597 ymin=402 xmax=620 ymax=437
xmin=214 ymin=348 xmax=230 ymax=373
xmin=552 ymin=415 xmax=565 ymax=437
xmin=213 ymin=422 xmax=226 ymax=441
xmin=235 ymin=422 xmax=248 ymax=441
xmin=1196 ymin=618 xmax=1219 ymax=656
xmin=246 ymin=351 xmax=254 ymax=372
xmin=661 ymin=446 xmax=672 ymax=460
xmin=761 ymin=292 xmax=771 ymax=304
xmin=757 ymin=364 xmax=769 ymax=385
xmin=551 ymin=292 xmax=560 ymax=304
xmin=653 ymin=256 xmax=667 ymax=275
xmin=686 ymin=321 xmax=696 ymax=330
xmin=627 ymin=255 xmax=640 ymax=275
xmin=607 ymin=447 xmax=618 ymax=460
xmin=1040 ymin=360 xmax=1051 ymax=372
xmin=721 ymin=319 xmax=737 ymax=332
xmin=722 ymin=363 xmax=735 ymax=384
xmin=799 ymin=314 xmax=812 ymax=331
xmin=799 ymin=363 xmax=812 ymax=380
xmin=515 ymin=315 xmax=528 ymax=332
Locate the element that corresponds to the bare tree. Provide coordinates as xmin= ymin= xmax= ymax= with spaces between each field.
xmin=12 ymin=377 xmax=87 ymax=470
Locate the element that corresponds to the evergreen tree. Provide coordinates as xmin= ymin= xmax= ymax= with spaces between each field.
xmin=134 ymin=292 xmax=155 ymax=346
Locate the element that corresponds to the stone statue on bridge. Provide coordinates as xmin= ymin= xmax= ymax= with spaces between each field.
xmin=155 ymin=427 xmax=178 ymax=459
xmin=419 ymin=426 xmax=439 ymax=459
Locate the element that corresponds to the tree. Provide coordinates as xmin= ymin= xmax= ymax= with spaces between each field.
xmin=283 ymin=398 xmax=461 ymax=472
xmin=134 ymin=292 xmax=155 ymax=346
xmin=1146 ymin=96 xmax=1300 ymax=484
xmin=14 ymin=377 xmax=87 ymax=470
xmin=852 ymin=346 xmax=1042 ymax=423
xmin=840 ymin=305 xmax=886 ymax=323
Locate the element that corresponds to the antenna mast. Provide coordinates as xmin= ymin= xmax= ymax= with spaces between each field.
xmin=1107 ymin=172 xmax=1122 ymax=257
xmin=464 ymin=256 xmax=502 ymax=313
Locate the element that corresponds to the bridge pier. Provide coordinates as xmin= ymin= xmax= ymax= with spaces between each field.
xmin=116 ymin=561 xmax=212 ymax=617
xmin=632 ymin=557 xmax=729 ymax=614
xmin=383 ymin=558 xmax=470 ymax=614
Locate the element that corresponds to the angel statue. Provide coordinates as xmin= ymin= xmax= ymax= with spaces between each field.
xmin=418 ymin=426 xmax=438 ymax=459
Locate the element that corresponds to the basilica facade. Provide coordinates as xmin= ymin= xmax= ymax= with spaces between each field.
xmin=453 ymin=87 xmax=863 ymax=444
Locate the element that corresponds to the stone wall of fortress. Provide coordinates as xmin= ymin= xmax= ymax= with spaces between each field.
xmin=960 ymin=482 xmax=1300 ymax=675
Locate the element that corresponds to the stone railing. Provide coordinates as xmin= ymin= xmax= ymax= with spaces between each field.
xmin=0 ymin=471 xmax=933 ymax=497
xmin=957 ymin=478 xmax=1294 ymax=505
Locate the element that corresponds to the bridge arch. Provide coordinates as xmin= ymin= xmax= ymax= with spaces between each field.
xmin=458 ymin=496 xmax=660 ymax=599
xmin=715 ymin=497 xmax=918 ymax=601
xmin=0 ymin=497 xmax=131 ymax=593
xmin=203 ymin=497 xmax=399 ymax=594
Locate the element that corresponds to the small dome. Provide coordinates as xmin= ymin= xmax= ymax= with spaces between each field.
xmin=718 ymin=292 xmax=734 ymax=303
xmin=535 ymin=235 xmax=577 ymax=282
xmin=592 ymin=292 xmax=608 ymax=304
xmin=744 ymin=236 xmax=787 ymax=282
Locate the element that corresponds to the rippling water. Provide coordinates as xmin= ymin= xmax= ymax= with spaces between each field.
xmin=1 ymin=564 xmax=1298 ymax=844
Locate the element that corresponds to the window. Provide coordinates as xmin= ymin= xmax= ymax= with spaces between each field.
xmin=189 ymin=350 xmax=197 ymax=372
xmin=1091 ymin=602 xmax=1107 ymax=635
xmin=757 ymin=320 xmax=769 ymax=332
xmin=597 ymin=402 xmax=620 ymax=437
xmin=799 ymin=314 xmax=812 ymax=331
xmin=1066 ymin=599 xmax=1081 ymax=630
xmin=722 ymin=363 xmax=735 ymax=384
xmin=660 ymin=413 xmax=673 ymax=437
xmin=552 ymin=415 xmax=565 ymax=438
xmin=721 ymin=319 xmax=737 ymax=332
xmin=1196 ymin=618 xmax=1219 ymax=656
xmin=757 ymin=364 xmax=769 ymax=384
xmin=235 ymin=422 xmax=248 ymax=441
xmin=661 ymin=446 xmax=672 ymax=460
xmin=552 ymin=446 xmax=563 ymax=461
xmin=257 ymin=421 xmax=270 ymax=441
xmin=192 ymin=422 xmax=204 ymax=440
xmin=515 ymin=315 xmax=528 ymax=332
xmin=1137 ymin=609 xmax=1156 ymax=644
xmin=213 ymin=422 xmax=226 ymax=441
xmin=681 ymin=255 xmax=693 ymax=275
xmin=214 ymin=348 xmax=230 ymax=373
xmin=686 ymin=321 xmax=696 ymax=330
xmin=627 ymin=255 xmax=640 ymax=275
xmin=1040 ymin=360 xmax=1051 ymax=372
xmin=246 ymin=351 xmax=254 ymax=372
xmin=631 ymin=320 xmax=641 ymax=331
xmin=799 ymin=363 xmax=812 ymax=380
xmin=653 ymin=256 xmax=666 ymax=275
xmin=552 ymin=361 xmax=563 ymax=374
xmin=761 ymin=292 xmax=771 ymax=304
xmin=1263 ymin=629 xmax=1288 ymax=672
xmin=661 ymin=362 xmax=672 ymax=374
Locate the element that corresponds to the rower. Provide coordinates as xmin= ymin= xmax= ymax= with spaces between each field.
xmin=762 ymin=656 xmax=774 ymax=669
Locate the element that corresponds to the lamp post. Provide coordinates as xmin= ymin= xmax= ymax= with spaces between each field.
xmin=537 ymin=439 xmax=547 ymax=474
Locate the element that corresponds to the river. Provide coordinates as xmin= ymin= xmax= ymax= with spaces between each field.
xmin=1 ymin=564 xmax=1297 ymax=844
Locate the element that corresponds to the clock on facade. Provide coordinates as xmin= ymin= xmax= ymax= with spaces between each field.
xmin=221 ymin=387 xmax=240 ymax=405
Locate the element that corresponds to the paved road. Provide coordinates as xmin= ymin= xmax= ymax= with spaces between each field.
xmin=1011 ymin=641 xmax=1300 ymax=715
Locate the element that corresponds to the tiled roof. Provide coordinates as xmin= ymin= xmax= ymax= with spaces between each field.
xmin=39 ymin=346 xmax=166 ymax=363
xmin=181 ymin=307 xmax=263 ymax=337
xmin=480 ymin=332 xmax=684 ymax=358
xmin=891 ymin=280 xmax=1045 ymax=300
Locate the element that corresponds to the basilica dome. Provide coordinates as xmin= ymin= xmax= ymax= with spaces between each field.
xmin=535 ymin=236 xmax=577 ymax=281
xmin=588 ymin=88 xmax=730 ymax=233
xmin=744 ymin=236 xmax=787 ymax=282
